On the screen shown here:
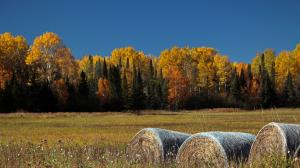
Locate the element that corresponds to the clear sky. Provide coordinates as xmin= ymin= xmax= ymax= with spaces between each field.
xmin=1 ymin=0 xmax=300 ymax=62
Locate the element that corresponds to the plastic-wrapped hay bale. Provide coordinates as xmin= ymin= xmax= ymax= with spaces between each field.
xmin=249 ymin=122 xmax=300 ymax=163
xmin=176 ymin=131 xmax=255 ymax=168
xmin=126 ymin=128 xmax=191 ymax=164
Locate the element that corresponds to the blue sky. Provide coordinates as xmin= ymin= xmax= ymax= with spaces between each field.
xmin=0 ymin=0 xmax=300 ymax=62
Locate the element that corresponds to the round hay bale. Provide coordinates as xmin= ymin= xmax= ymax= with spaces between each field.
xmin=176 ymin=131 xmax=255 ymax=168
xmin=249 ymin=122 xmax=300 ymax=164
xmin=126 ymin=128 xmax=191 ymax=164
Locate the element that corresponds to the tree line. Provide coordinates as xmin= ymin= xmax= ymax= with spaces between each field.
xmin=0 ymin=32 xmax=300 ymax=112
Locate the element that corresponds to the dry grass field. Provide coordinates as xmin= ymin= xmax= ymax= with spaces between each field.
xmin=0 ymin=108 xmax=299 ymax=167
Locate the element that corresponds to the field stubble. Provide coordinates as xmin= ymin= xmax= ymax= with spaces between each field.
xmin=0 ymin=108 xmax=299 ymax=167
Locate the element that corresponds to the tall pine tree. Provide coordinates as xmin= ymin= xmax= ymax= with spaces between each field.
xmin=102 ymin=58 xmax=108 ymax=79
xmin=122 ymin=70 xmax=129 ymax=110
xmin=65 ymin=77 xmax=77 ymax=111
xmin=108 ymin=65 xmax=123 ymax=110
xmin=78 ymin=71 xmax=89 ymax=111
xmin=259 ymin=54 xmax=276 ymax=107
xmin=95 ymin=60 xmax=102 ymax=81
xmin=132 ymin=65 xmax=145 ymax=112
xmin=230 ymin=69 xmax=241 ymax=102
xmin=283 ymin=72 xmax=295 ymax=105
xmin=146 ymin=59 xmax=155 ymax=109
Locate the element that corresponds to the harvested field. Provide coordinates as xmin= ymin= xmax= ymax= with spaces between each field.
xmin=0 ymin=108 xmax=300 ymax=167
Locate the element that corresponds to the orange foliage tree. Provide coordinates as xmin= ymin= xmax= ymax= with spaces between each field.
xmin=98 ymin=78 xmax=110 ymax=105
xmin=167 ymin=66 xmax=189 ymax=110
xmin=52 ymin=79 xmax=68 ymax=106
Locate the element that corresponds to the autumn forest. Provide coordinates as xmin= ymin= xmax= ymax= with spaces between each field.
xmin=0 ymin=32 xmax=300 ymax=112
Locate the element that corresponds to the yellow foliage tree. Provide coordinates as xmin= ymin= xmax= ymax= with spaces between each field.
xmin=0 ymin=32 xmax=28 ymax=88
xmin=159 ymin=47 xmax=218 ymax=93
xmin=292 ymin=44 xmax=300 ymax=89
xmin=110 ymin=47 xmax=149 ymax=73
xmin=159 ymin=47 xmax=191 ymax=77
xmin=26 ymin=32 xmax=77 ymax=83
xmin=251 ymin=49 xmax=275 ymax=77
xmin=55 ymin=48 xmax=79 ymax=83
xmin=275 ymin=51 xmax=297 ymax=91
xmin=110 ymin=47 xmax=149 ymax=87
xmin=196 ymin=49 xmax=218 ymax=93
xmin=26 ymin=32 xmax=61 ymax=65
xmin=214 ymin=55 xmax=231 ymax=92
xmin=78 ymin=55 xmax=104 ymax=74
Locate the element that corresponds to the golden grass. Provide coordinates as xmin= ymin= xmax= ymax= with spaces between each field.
xmin=0 ymin=108 xmax=300 ymax=167
xmin=0 ymin=108 xmax=300 ymax=147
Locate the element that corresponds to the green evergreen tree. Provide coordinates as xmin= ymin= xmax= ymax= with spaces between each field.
xmin=9 ymin=73 xmax=19 ymax=111
xmin=239 ymin=68 xmax=247 ymax=89
xmin=79 ymin=71 xmax=89 ymax=95
xmin=247 ymin=64 xmax=252 ymax=81
xmin=296 ymin=77 xmax=300 ymax=105
xmin=86 ymin=55 xmax=94 ymax=81
xmin=94 ymin=60 xmax=102 ymax=81
xmin=102 ymin=58 xmax=108 ymax=79
xmin=160 ymin=78 xmax=169 ymax=109
xmin=126 ymin=57 xmax=130 ymax=69
xmin=78 ymin=71 xmax=89 ymax=111
xmin=108 ymin=65 xmax=123 ymax=110
xmin=230 ymin=70 xmax=241 ymax=101
xmin=146 ymin=59 xmax=155 ymax=109
xmin=283 ymin=72 xmax=295 ymax=105
xmin=2 ymin=76 xmax=15 ymax=112
xmin=156 ymin=83 xmax=163 ymax=109
xmin=0 ymin=72 xmax=29 ymax=112
xmin=118 ymin=57 xmax=122 ymax=68
xmin=39 ymin=80 xmax=57 ymax=112
xmin=261 ymin=73 xmax=274 ymax=107
xmin=246 ymin=64 xmax=252 ymax=97
xmin=65 ymin=78 xmax=77 ymax=111
xmin=157 ymin=68 xmax=168 ymax=109
xmin=121 ymin=70 xmax=129 ymax=110
xmin=259 ymin=54 xmax=276 ymax=107
xmin=158 ymin=68 xmax=162 ymax=79
xmin=270 ymin=62 xmax=276 ymax=90
xmin=132 ymin=65 xmax=145 ymax=112
xmin=93 ymin=60 xmax=102 ymax=109
xmin=148 ymin=59 xmax=154 ymax=80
